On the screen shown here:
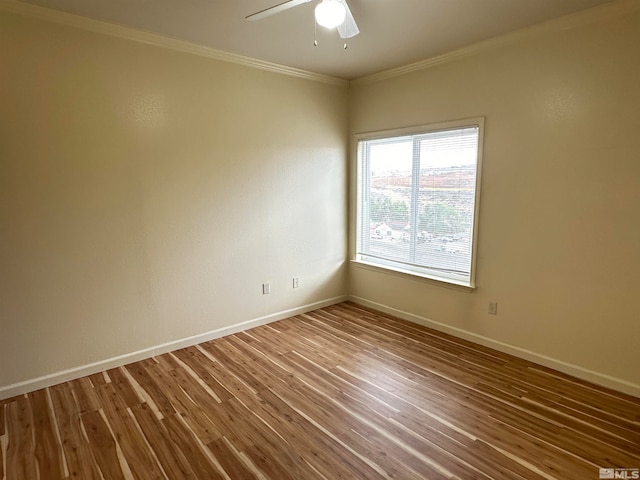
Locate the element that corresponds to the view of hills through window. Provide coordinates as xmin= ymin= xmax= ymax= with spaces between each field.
xmin=357 ymin=124 xmax=481 ymax=285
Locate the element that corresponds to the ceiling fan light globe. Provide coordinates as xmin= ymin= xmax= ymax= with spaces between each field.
xmin=315 ymin=0 xmax=346 ymax=29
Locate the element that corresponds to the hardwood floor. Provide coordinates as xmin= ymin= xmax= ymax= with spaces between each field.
xmin=1 ymin=302 xmax=639 ymax=479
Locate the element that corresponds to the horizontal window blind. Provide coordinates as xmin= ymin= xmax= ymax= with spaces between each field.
xmin=356 ymin=121 xmax=483 ymax=286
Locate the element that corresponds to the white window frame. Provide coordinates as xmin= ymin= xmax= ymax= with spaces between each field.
xmin=353 ymin=117 xmax=484 ymax=289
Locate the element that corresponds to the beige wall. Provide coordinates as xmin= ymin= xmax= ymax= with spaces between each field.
xmin=0 ymin=12 xmax=348 ymax=389
xmin=349 ymin=9 xmax=640 ymax=388
xmin=2 ymin=4 xmax=639 ymax=396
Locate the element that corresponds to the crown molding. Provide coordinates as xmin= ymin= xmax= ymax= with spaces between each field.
xmin=2 ymin=0 xmax=638 ymax=90
xmin=0 ymin=0 xmax=349 ymax=87
xmin=351 ymin=0 xmax=640 ymax=86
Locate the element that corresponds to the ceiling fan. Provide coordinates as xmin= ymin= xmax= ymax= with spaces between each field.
xmin=246 ymin=0 xmax=359 ymax=41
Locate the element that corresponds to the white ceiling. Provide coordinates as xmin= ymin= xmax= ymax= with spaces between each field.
xmin=19 ymin=0 xmax=615 ymax=79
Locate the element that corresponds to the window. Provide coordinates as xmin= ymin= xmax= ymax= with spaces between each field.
xmin=355 ymin=118 xmax=484 ymax=288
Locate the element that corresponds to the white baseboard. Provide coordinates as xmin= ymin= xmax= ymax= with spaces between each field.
xmin=5 ymin=294 xmax=637 ymax=401
xmin=349 ymin=295 xmax=640 ymax=399
xmin=0 ymin=295 xmax=348 ymax=400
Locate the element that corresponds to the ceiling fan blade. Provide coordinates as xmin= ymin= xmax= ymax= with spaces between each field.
xmin=246 ymin=0 xmax=312 ymax=21
xmin=337 ymin=0 xmax=359 ymax=39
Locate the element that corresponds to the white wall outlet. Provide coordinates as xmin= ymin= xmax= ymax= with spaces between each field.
xmin=262 ymin=282 xmax=270 ymax=295
xmin=488 ymin=302 xmax=498 ymax=315
xmin=292 ymin=277 xmax=299 ymax=289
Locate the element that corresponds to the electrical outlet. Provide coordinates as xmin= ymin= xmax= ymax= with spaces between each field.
xmin=488 ymin=302 xmax=498 ymax=315
xmin=262 ymin=282 xmax=270 ymax=295
xmin=292 ymin=277 xmax=300 ymax=289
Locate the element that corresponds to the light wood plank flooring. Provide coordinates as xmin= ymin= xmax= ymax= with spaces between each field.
xmin=1 ymin=302 xmax=639 ymax=479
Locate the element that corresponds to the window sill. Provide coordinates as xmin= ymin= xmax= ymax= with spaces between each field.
xmin=350 ymin=259 xmax=475 ymax=292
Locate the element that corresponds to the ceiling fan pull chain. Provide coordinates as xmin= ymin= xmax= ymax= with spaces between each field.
xmin=314 ymin=18 xmax=318 ymax=46
xmin=343 ymin=17 xmax=347 ymax=50
xmin=342 ymin=0 xmax=349 ymax=40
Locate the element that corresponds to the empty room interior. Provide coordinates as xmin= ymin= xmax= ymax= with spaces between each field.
xmin=1 ymin=0 xmax=640 ymax=478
